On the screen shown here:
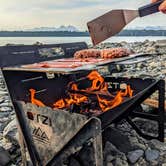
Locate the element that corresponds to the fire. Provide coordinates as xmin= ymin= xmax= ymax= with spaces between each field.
xmin=97 ymin=85 xmax=133 ymax=112
xmin=86 ymin=70 xmax=106 ymax=91
xmin=53 ymin=94 xmax=88 ymax=109
xmin=29 ymin=71 xmax=133 ymax=114
xmin=29 ymin=89 xmax=45 ymax=107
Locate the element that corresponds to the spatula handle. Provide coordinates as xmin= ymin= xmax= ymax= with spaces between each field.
xmin=139 ymin=0 xmax=163 ymax=17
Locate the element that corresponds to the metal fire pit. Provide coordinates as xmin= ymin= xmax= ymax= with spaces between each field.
xmin=0 ymin=42 xmax=165 ymax=166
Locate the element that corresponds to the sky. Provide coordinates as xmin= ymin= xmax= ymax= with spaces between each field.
xmin=0 ymin=0 xmax=166 ymax=31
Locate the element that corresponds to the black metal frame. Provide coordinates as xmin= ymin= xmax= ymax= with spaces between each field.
xmin=9 ymin=76 xmax=165 ymax=166
xmin=0 ymin=42 xmax=88 ymax=67
xmin=99 ymin=77 xmax=165 ymax=142
xmin=129 ymin=79 xmax=165 ymax=141
xmin=3 ymin=67 xmax=165 ymax=142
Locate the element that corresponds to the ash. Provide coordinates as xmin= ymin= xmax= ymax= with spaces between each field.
xmin=0 ymin=40 xmax=166 ymax=165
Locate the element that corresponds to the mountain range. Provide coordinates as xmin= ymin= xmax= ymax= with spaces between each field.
xmin=5 ymin=25 xmax=166 ymax=32
xmin=126 ymin=26 xmax=166 ymax=30
xmin=27 ymin=25 xmax=79 ymax=32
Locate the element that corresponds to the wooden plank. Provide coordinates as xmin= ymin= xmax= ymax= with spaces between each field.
xmin=143 ymin=98 xmax=166 ymax=111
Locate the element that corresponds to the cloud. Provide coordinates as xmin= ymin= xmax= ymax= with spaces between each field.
xmin=0 ymin=0 xmax=165 ymax=30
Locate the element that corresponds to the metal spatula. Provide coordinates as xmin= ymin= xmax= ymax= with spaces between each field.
xmin=87 ymin=0 xmax=163 ymax=45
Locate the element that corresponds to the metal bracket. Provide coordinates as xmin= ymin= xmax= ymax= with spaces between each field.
xmin=46 ymin=72 xmax=55 ymax=79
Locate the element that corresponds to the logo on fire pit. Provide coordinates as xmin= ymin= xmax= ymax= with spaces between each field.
xmin=32 ymin=127 xmax=50 ymax=144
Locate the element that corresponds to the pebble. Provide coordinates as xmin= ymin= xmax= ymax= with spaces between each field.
xmin=145 ymin=149 xmax=160 ymax=162
xmin=127 ymin=149 xmax=144 ymax=164
xmin=114 ymin=157 xmax=128 ymax=166
xmin=0 ymin=146 xmax=11 ymax=165
xmin=0 ymin=106 xmax=12 ymax=112
xmin=148 ymin=139 xmax=166 ymax=151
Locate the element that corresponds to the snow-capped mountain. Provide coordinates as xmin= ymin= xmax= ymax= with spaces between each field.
xmin=27 ymin=25 xmax=79 ymax=32
xmin=127 ymin=26 xmax=166 ymax=30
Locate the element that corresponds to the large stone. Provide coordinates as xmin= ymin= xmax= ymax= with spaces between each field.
xmin=0 ymin=146 xmax=11 ymax=165
xmin=145 ymin=149 xmax=160 ymax=162
xmin=127 ymin=149 xmax=144 ymax=164
xmin=104 ymin=141 xmax=123 ymax=157
xmin=102 ymin=127 xmax=145 ymax=153
xmin=104 ymin=142 xmax=128 ymax=166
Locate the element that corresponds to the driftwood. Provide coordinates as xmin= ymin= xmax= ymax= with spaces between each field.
xmin=143 ymin=98 xmax=166 ymax=111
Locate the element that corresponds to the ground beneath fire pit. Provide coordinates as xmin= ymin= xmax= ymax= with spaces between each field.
xmin=0 ymin=40 xmax=165 ymax=165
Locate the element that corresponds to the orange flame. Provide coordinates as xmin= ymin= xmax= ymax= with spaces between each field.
xmin=30 ymin=70 xmax=133 ymax=114
xmin=86 ymin=70 xmax=108 ymax=91
xmin=97 ymin=85 xmax=133 ymax=112
xmin=29 ymin=89 xmax=45 ymax=107
xmin=53 ymin=93 xmax=88 ymax=109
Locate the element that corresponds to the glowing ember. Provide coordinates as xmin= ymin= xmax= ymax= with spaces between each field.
xmin=53 ymin=94 xmax=88 ymax=109
xmin=29 ymin=89 xmax=45 ymax=107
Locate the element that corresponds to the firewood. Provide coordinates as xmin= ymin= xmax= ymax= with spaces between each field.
xmin=143 ymin=98 xmax=166 ymax=111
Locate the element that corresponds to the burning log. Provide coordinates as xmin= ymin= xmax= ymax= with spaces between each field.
xmin=53 ymin=71 xmax=133 ymax=113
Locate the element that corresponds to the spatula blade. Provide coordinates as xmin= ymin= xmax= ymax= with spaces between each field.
xmin=87 ymin=10 xmax=138 ymax=45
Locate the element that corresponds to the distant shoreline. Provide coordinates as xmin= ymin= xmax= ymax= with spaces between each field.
xmin=0 ymin=30 xmax=166 ymax=37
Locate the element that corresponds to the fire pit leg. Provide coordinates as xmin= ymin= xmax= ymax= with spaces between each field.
xmin=93 ymin=132 xmax=103 ymax=166
xmin=18 ymin=126 xmax=27 ymax=166
xmin=48 ymin=118 xmax=103 ymax=166
xmin=158 ymin=80 xmax=165 ymax=142
xmin=126 ymin=79 xmax=165 ymax=142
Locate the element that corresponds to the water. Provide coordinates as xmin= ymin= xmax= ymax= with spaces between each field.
xmin=0 ymin=36 xmax=166 ymax=46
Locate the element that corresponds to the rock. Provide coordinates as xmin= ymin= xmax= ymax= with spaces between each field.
xmin=0 ymin=146 xmax=12 ymax=165
xmin=77 ymin=144 xmax=96 ymax=166
xmin=69 ymin=157 xmax=81 ymax=166
xmin=162 ymin=164 xmax=166 ymax=166
xmin=0 ymin=91 xmax=8 ymax=95
xmin=106 ymin=154 xmax=114 ymax=162
xmin=0 ymin=111 xmax=10 ymax=118
xmin=103 ymin=127 xmax=145 ymax=153
xmin=0 ymin=106 xmax=12 ymax=112
xmin=106 ymin=163 xmax=113 ymax=166
xmin=127 ymin=149 xmax=144 ymax=164
xmin=0 ymin=101 xmax=13 ymax=107
xmin=113 ymin=158 xmax=128 ymax=166
xmin=0 ymin=122 xmax=9 ymax=133
xmin=145 ymin=149 xmax=160 ymax=162
xmin=148 ymin=139 xmax=166 ymax=151
xmin=135 ymin=157 xmax=147 ymax=166
xmin=104 ymin=141 xmax=123 ymax=157
xmin=3 ymin=118 xmax=18 ymax=144
xmin=104 ymin=142 xmax=128 ymax=166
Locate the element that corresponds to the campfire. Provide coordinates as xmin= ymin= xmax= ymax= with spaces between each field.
xmin=29 ymin=70 xmax=133 ymax=114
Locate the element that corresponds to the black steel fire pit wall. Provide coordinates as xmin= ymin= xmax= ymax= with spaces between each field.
xmin=0 ymin=42 xmax=88 ymax=67
xmin=99 ymin=77 xmax=165 ymax=142
xmin=14 ymin=101 xmax=103 ymax=166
